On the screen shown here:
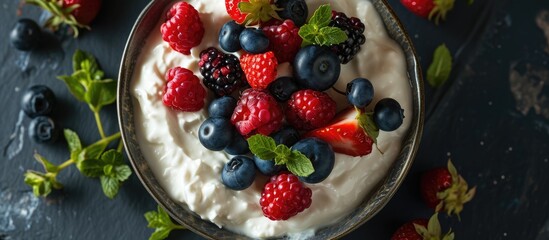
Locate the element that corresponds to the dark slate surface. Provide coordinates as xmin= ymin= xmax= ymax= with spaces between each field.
xmin=1 ymin=0 xmax=548 ymax=239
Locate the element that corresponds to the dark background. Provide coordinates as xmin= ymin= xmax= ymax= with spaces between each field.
xmin=1 ymin=0 xmax=549 ymax=239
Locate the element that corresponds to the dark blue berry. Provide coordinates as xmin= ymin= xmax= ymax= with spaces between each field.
xmin=294 ymin=45 xmax=341 ymax=91
xmin=374 ymin=98 xmax=404 ymax=131
xmin=222 ymin=156 xmax=256 ymax=190
xmin=10 ymin=19 xmax=42 ymax=51
xmin=272 ymin=126 xmax=300 ymax=147
xmin=253 ymin=156 xmax=284 ymax=176
xmin=291 ymin=138 xmax=335 ymax=184
xmin=219 ymin=21 xmax=245 ymax=52
xmin=28 ymin=116 xmax=59 ymax=143
xmin=239 ymin=28 xmax=269 ymax=54
xmin=21 ymin=85 xmax=56 ymax=118
xmin=276 ymin=0 xmax=308 ymax=27
xmin=198 ymin=117 xmax=234 ymax=151
xmin=268 ymin=77 xmax=300 ymax=102
xmin=346 ymin=78 xmax=374 ymax=108
xmin=209 ymin=96 xmax=237 ymax=118
xmin=224 ymin=132 xmax=250 ymax=155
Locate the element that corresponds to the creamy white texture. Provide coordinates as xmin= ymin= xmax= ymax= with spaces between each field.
xmin=131 ymin=0 xmax=412 ymax=238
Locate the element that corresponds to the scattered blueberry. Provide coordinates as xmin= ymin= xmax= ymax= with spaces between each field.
xmin=254 ymin=155 xmax=284 ymax=176
xmin=294 ymin=45 xmax=341 ymax=91
xmin=268 ymin=77 xmax=300 ymax=102
xmin=291 ymin=138 xmax=335 ymax=184
xmin=10 ymin=19 xmax=42 ymax=51
xmin=239 ymin=28 xmax=269 ymax=54
xmin=21 ymin=85 xmax=56 ymax=118
xmin=374 ymin=98 xmax=404 ymax=131
xmin=219 ymin=21 xmax=245 ymax=52
xmin=346 ymin=78 xmax=374 ymax=108
xmin=272 ymin=126 xmax=300 ymax=147
xmin=198 ymin=117 xmax=234 ymax=151
xmin=28 ymin=116 xmax=59 ymax=143
xmin=209 ymin=96 xmax=237 ymax=118
xmin=276 ymin=0 xmax=308 ymax=27
xmin=222 ymin=156 xmax=256 ymax=190
xmin=224 ymin=131 xmax=250 ymax=155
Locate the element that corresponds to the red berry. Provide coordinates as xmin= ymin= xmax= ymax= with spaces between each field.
xmin=226 ymin=0 xmax=249 ymax=24
xmin=420 ymin=160 xmax=476 ymax=216
xmin=63 ymin=0 xmax=102 ymax=25
xmin=391 ymin=219 xmax=428 ymax=240
xmin=240 ymin=51 xmax=278 ymax=90
xmin=231 ymin=89 xmax=283 ymax=136
xmin=286 ymin=90 xmax=336 ymax=130
xmin=400 ymin=0 xmax=455 ymax=24
xmin=161 ymin=2 xmax=204 ymax=55
xmin=162 ymin=67 xmax=206 ymax=112
xmin=225 ymin=0 xmax=279 ymax=25
xmin=262 ymin=20 xmax=302 ymax=63
xmin=260 ymin=173 xmax=312 ymax=220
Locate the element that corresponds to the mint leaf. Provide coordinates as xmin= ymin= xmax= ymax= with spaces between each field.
xmin=80 ymin=140 xmax=109 ymax=162
xmin=58 ymin=75 xmax=86 ymax=101
xmin=64 ymin=129 xmax=82 ymax=153
xmin=78 ymin=160 xmax=104 ymax=177
xmin=114 ymin=165 xmax=132 ymax=182
xmin=298 ymin=24 xmax=317 ymax=46
xmin=145 ymin=206 xmax=185 ymax=240
xmin=100 ymin=175 xmax=119 ymax=199
xmin=273 ymin=144 xmax=291 ymax=165
xmin=247 ymin=134 xmax=277 ymax=160
xmin=85 ymin=79 xmax=117 ymax=112
xmin=357 ymin=112 xmax=379 ymax=145
xmin=101 ymin=149 xmax=124 ymax=165
xmin=286 ymin=151 xmax=314 ymax=177
xmin=309 ymin=4 xmax=331 ymax=27
xmin=34 ymin=153 xmax=58 ymax=173
xmin=24 ymin=171 xmax=52 ymax=197
xmin=318 ymin=27 xmax=348 ymax=45
xmin=427 ymin=44 xmax=452 ymax=87
xmin=73 ymin=49 xmax=97 ymax=72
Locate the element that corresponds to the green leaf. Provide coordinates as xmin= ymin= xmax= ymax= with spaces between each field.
xmin=100 ymin=175 xmax=119 ymax=199
xmin=64 ymin=129 xmax=82 ymax=153
xmin=101 ymin=150 xmax=124 ymax=166
xmin=58 ymin=75 xmax=86 ymax=102
xmin=145 ymin=206 xmax=185 ymax=240
xmin=114 ymin=165 xmax=132 ymax=182
xmin=318 ymin=27 xmax=348 ymax=45
xmin=309 ymin=4 xmax=332 ymax=27
xmin=77 ymin=160 xmax=104 ymax=178
xmin=357 ymin=112 xmax=380 ymax=145
xmin=24 ymin=171 xmax=52 ymax=197
xmin=298 ymin=24 xmax=318 ymax=47
xmin=73 ymin=49 xmax=98 ymax=73
xmin=427 ymin=44 xmax=453 ymax=87
xmin=34 ymin=153 xmax=58 ymax=173
xmin=85 ymin=79 xmax=117 ymax=112
xmin=247 ymin=134 xmax=277 ymax=160
xmin=285 ymin=151 xmax=314 ymax=177
xmin=83 ymin=140 xmax=109 ymax=161
xmin=103 ymin=165 xmax=114 ymax=176
xmin=273 ymin=144 xmax=291 ymax=165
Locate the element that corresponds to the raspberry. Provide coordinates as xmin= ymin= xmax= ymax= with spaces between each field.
xmin=262 ymin=20 xmax=302 ymax=63
xmin=240 ymin=51 xmax=278 ymax=90
xmin=199 ymin=47 xmax=245 ymax=96
xmin=260 ymin=173 xmax=312 ymax=220
xmin=329 ymin=11 xmax=366 ymax=64
xmin=162 ymin=67 xmax=206 ymax=112
xmin=160 ymin=2 xmax=204 ymax=55
xmin=286 ymin=89 xmax=336 ymax=130
xmin=231 ymin=89 xmax=283 ymax=136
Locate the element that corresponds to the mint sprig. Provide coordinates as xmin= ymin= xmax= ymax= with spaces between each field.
xmin=247 ymin=134 xmax=314 ymax=177
xmin=145 ymin=206 xmax=185 ymax=240
xmin=427 ymin=44 xmax=453 ymax=87
xmin=298 ymin=4 xmax=348 ymax=46
xmin=23 ymin=50 xmax=130 ymax=199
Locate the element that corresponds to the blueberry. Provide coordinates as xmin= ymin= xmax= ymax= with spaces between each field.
xmin=209 ymin=96 xmax=237 ymax=118
xmin=21 ymin=85 xmax=56 ymax=118
xmin=239 ymin=28 xmax=269 ymax=54
xmin=272 ymin=126 xmax=300 ymax=147
xmin=219 ymin=21 xmax=245 ymax=52
xmin=224 ymin=132 xmax=250 ymax=155
xmin=222 ymin=156 xmax=256 ymax=190
xmin=10 ymin=19 xmax=42 ymax=51
xmin=268 ymin=77 xmax=300 ymax=102
xmin=198 ymin=117 xmax=234 ymax=151
xmin=254 ymin=155 xmax=284 ymax=176
xmin=294 ymin=45 xmax=341 ymax=91
xmin=291 ymin=138 xmax=335 ymax=184
xmin=28 ymin=116 xmax=59 ymax=143
xmin=276 ymin=0 xmax=308 ymax=27
xmin=374 ymin=98 xmax=404 ymax=131
xmin=346 ymin=78 xmax=374 ymax=108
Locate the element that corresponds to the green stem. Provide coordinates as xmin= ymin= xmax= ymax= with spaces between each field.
xmin=94 ymin=110 xmax=107 ymax=139
xmin=57 ymin=159 xmax=75 ymax=171
xmin=96 ymin=132 xmax=121 ymax=145
xmin=116 ymin=139 xmax=124 ymax=153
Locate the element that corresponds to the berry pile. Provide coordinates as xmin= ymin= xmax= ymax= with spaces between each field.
xmin=20 ymin=85 xmax=59 ymax=143
xmin=157 ymin=1 xmax=407 ymax=222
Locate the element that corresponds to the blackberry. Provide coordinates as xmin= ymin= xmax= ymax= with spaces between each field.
xmin=198 ymin=47 xmax=245 ymax=96
xmin=329 ymin=11 xmax=366 ymax=64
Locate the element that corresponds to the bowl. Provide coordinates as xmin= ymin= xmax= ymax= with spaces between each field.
xmin=117 ymin=0 xmax=424 ymax=239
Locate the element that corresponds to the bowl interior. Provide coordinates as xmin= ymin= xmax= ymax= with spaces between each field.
xmin=117 ymin=0 xmax=424 ymax=239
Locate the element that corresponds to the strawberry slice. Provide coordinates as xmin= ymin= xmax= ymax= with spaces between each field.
xmin=305 ymin=108 xmax=374 ymax=157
